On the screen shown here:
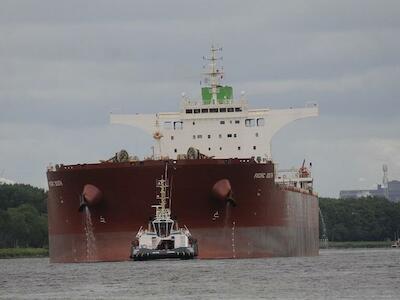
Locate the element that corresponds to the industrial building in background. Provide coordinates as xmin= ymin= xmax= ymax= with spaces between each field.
xmin=340 ymin=165 xmax=400 ymax=202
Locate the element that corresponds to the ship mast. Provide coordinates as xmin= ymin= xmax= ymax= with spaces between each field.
xmin=204 ymin=45 xmax=224 ymax=105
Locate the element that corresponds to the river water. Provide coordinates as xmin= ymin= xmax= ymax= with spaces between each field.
xmin=1 ymin=249 xmax=399 ymax=299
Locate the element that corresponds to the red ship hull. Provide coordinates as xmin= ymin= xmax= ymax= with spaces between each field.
xmin=47 ymin=159 xmax=319 ymax=263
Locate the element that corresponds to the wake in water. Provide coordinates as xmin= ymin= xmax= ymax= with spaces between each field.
xmin=84 ymin=206 xmax=97 ymax=261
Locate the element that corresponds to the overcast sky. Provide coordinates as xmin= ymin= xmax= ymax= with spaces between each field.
xmin=0 ymin=0 xmax=399 ymax=197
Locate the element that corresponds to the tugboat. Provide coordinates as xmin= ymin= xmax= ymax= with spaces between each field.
xmin=130 ymin=172 xmax=198 ymax=261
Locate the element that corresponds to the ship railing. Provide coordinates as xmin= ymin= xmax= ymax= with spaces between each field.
xmin=180 ymin=98 xmax=248 ymax=110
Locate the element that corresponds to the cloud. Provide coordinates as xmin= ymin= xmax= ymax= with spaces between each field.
xmin=0 ymin=0 xmax=400 ymax=196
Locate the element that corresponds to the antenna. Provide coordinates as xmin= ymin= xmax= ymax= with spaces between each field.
xmin=203 ymin=45 xmax=224 ymax=105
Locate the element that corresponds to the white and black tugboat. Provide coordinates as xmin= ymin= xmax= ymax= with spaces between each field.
xmin=130 ymin=174 xmax=198 ymax=261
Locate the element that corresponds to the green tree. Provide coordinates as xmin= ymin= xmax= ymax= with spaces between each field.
xmin=319 ymin=197 xmax=400 ymax=242
xmin=0 ymin=184 xmax=48 ymax=248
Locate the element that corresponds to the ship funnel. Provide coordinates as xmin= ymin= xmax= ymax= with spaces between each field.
xmin=78 ymin=184 xmax=103 ymax=212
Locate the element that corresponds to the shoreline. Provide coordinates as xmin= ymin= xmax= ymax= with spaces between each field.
xmin=0 ymin=248 xmax=49 ymax=259
xmin=1 ymin=241 xmax=395 ymax=259
xmin=320 ymin=241 xmax=393 ymax=249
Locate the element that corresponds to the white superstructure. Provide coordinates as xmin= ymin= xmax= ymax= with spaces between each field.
xmin=111 ymin=47 xmax=319 ymax=161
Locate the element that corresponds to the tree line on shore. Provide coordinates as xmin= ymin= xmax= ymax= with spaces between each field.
xmin=0 ymin=183 xmax=400 ymax=249
xmin=0 ymin=184 xmax=48 ymax=248
xmin=319 ymin=197 xmax=400 ymax=242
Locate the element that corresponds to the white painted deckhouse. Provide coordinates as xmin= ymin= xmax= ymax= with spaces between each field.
xmin=111 ymin=46 xmax=319 ymax=161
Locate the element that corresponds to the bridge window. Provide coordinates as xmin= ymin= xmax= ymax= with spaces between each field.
xmin=194 ymin=109 xmax=200 ymax=114
xmin=227 ymin=107 xmax=234 ymax=112
xmin=174 ymin=121 xmax=183 ymax=130
xmin=202 ymin=108 xmax=209 ymax=113
xmin=185 ymin=109 xmax=193 ymax=114
xmin=235 ymin=107 xmax=242 ymax=112
xmin=257 ymin=118 xmax=265 ymax=126
xmin=210 ymin=108 xmax=218 ymax=113
xmin=219 ymin=108 xmax=227 ymax=112
xmin=245 ymin=119 xmax=255 ymax=127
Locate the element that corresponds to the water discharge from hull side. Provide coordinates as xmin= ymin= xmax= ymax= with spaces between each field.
xmin=83 ymin=207 xmax=97 ymax=262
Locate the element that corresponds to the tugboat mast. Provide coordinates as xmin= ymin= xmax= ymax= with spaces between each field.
xmin=153 ymin=177 xmax=171 ymax=220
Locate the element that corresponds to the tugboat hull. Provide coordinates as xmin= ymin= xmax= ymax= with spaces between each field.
xmin=131 ymin=247 xmax=196 ymax=261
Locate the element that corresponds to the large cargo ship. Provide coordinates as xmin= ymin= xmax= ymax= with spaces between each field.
xmin=47 ymin=47 xmax=319 ymax=263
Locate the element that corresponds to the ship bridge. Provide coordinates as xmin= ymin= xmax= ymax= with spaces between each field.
xmin=110 ymin=46 xmax=319 ymax=161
